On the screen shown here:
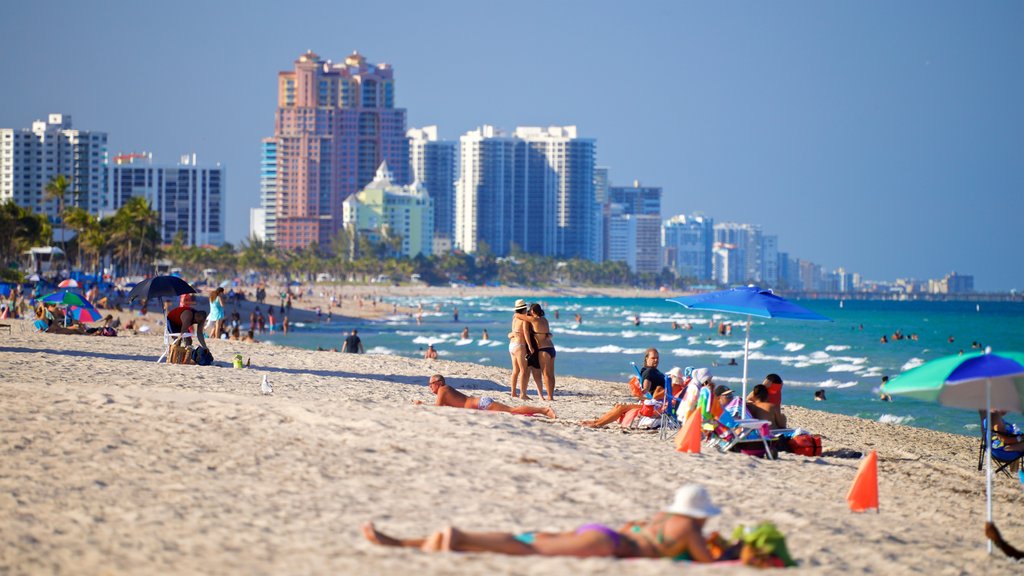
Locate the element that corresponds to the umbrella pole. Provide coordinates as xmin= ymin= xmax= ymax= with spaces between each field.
xmin=986 ymin=378 xmax=992 ymax=555
xmin=741 ymin=314 xmax=751 ymax=416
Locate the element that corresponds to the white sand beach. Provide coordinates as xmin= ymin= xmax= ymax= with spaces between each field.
xmin=1 ymin=318 xmax=1022 ymax=574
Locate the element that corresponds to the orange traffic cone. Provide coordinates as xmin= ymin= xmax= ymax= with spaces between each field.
xmin=846 ymin=450 xmax=879 ymax=512
xmin=675 ymin=410 xmax=702 ymax=453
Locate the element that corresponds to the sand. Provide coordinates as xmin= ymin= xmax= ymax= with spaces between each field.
xmin=2 ymin=314 xmax=1023 ymax=575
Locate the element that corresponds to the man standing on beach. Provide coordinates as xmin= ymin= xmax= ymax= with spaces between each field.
xmin=342 ymin=329 xmax=364 ymax=353
xmin=417 ymin=375 xmax=556 ymax=418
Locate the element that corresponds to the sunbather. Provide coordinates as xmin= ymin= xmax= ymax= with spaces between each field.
xmin=363 ymin=483 xmax=721 ymax=561
xmin=416 ymin=374 xmax=556 ymax=418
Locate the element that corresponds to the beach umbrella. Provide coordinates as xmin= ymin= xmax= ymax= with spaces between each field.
xmin=667 ymin=285 xmax=831 ymax=411
xmin=219 ymin=280 xmax=231 ymax=288
xmin=58 ymin=279 xmax=80 ymax=288
xmin=69 ymin=302 xmax=103 ymax=323
xmin=126 ymin=275 xmax=197 ymax=303
xmin=40 ymin=289 xmax=91 ymax=307
xmin=883 ymin=348 xmax=1024 ymax=555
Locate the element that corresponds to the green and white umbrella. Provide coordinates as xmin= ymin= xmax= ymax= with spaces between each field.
xmin=883 ymin=348 xmax=1024 ymax=554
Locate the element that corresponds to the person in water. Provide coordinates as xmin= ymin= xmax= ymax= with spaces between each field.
xmin=362 ymin=483 xmax=722 ymax=561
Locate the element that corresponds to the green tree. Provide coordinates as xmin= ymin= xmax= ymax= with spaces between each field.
xmin=43 ymin=174 xmax=71 ymax=259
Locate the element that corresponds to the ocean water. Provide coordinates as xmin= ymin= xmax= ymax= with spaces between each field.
xmin=260 ymin=295 xmax=1024 ymax=436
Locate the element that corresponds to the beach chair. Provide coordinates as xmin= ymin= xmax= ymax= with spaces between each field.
xmin=157 ymin=313 xmax=195 ymax=363
xmin=978 ymin=417 xmax=1024 ymax=478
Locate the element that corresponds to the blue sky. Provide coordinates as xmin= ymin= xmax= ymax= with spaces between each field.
xmin=2 ymin=1 xmax=1021 ymax=291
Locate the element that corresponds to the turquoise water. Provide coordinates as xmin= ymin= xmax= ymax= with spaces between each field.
xmin=264 ymin=296 xmax=1024 ymax=436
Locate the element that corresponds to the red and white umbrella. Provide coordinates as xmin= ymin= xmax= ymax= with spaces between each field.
xmin=58 ymin=279 xmax=81 ymax=288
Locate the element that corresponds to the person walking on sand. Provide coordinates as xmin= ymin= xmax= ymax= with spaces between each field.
xmin=516 ymin=303 xmax=557 ymax=401
xmin=416 ymin=375 xmax=555 ymax=418
xmin=342 ymin=328 xmax=364 ymax=353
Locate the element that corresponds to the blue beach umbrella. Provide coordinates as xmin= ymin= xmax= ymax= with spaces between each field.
xmin=883 ymin=349 xmax=1024 ymax=554
xmin=667 ymin=285 xmax=831 ymax=411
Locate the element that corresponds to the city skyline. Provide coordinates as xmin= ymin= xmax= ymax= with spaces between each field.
xmin=1 ymin=1 xmax=1022 ymax=290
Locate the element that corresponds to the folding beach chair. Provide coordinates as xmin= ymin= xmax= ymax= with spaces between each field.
xmin=978 ymin=416 xmax=1024 ymax=478
xmin=157 ymin=313 xmax=195 ymax=363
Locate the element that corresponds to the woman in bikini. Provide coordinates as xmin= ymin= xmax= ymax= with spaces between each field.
xmin=517 ymin=303 xmax=556 ymax=401
xmin=362 ymin=484 xmax=721 ymax=561
xmin=508 ymin=299 xmax=532 ymax=399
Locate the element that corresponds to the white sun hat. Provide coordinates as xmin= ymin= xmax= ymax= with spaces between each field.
xmin=664 ymin=484 xmax=721 ymax=518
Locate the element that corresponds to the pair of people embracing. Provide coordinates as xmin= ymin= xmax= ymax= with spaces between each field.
xmin=508 ymin=299 xmax=556 ymax=401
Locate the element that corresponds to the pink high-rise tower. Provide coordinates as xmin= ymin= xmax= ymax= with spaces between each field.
xmin=270 ymin=50 xmax=409 ymax=249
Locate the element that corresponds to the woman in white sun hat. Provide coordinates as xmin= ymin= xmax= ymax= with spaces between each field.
xmin=362 ymin=484 xmax=721 ymax=562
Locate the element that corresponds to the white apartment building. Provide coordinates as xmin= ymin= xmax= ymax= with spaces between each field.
xmin=456 ymin=125 xmax=597 ymax=260
xmin=0 ymin=113 xmax=108 ymax=220
xmin=605 ymin=204 xmax=661 ymax=274
xmin=663 ymin=214 xmax=714 ymax=281
xmin=408 ymin=126 xmax=456 ymax=247
xmin=109 ymin=153 xmax=225 ymax=246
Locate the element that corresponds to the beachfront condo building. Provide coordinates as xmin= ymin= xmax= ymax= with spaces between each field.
xmin=342 ymin=162 xmax=433 ymax=258
xmin=605 ymin=181 xmax=662 ymax=274
xmin=662 ymin=214 xmax=714 ymax=281
xmin=252 ymin=138 xmax=278 ymax=244
xmin=108 ymin=153 xmax=225 ymax=246
xmin=266 ymin=50 xmax=409 ymax=250
xmin=605 ymin=205 xmax=662 ymax=274
xmin=408 ymin=126 xmax=456 ymax=249
xmin=456 ymin=125 xmax=598 ymax=260
xmin=0 ymin=114 xmax=108 ymax=222
xmin=714 ymin=222 xmax=765 ymax=284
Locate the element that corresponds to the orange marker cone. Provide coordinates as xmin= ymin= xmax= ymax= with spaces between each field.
xmin=846 ymin=450 xmax=879 ymax=512
xmin=675 ymin=410 xmax=702 ymax=453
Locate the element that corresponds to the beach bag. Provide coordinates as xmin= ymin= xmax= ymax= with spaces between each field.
xmin=168 ymin=344 xmax=193 ymax=365
xmin=787 ymin=433 xmax=822 ymax=457
xmin=191 ymin=346 xmax=214 ymax=366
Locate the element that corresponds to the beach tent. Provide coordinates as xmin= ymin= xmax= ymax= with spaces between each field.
xmin=883 ymin=348 xmax=1024 ymax=555
xmin=667 ymin=286 xmax=830 ymax=411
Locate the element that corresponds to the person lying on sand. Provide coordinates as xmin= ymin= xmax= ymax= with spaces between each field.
xmin=363 ymin=484 xmax=720 ymax=561
xmin=415 ymin=374 xmax=555 ymax=419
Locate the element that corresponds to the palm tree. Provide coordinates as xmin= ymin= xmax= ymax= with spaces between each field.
xmin=43 ymin=174 xmax=71 ymax=261
xmin=62 ymin=207 xmax=95 ymax=269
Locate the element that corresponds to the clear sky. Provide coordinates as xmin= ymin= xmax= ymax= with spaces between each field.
xmin=2 ymin=1 xmax=1021 ymax=291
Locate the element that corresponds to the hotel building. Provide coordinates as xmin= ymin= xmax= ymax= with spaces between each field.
xmin=342 ymin=162 xmax=432 ymax=258
xmin=266 ymin=50 xmax=409 ymax=249
xmin=408 ymin=126 xmax=456 ymax=248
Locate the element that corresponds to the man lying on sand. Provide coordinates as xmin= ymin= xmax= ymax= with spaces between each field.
xmin=362 ymin=483 xmax=721 ymax=561
xmin=416 ymin=374 xmax=556 ymax=419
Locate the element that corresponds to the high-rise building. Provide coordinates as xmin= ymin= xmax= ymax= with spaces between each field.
xmin=760 ymin=234 xmax=779 ymax=288
xmin=605 ymin=204 xmax=661 ymax=274
xmin=252 ymin=138 xmax=277 ymax=243
xmin=456 ymin=125 xmax=597 ymax=260
xmin=714 ymin=222 xmax=763 ymax=284
xmin=604 ymin=180 xmax=661 ymax=273
xmin=268 ymin=50 xmax=409 ymax=250
xmin=342 ymin=162 xmax=432 ymax=258
xmin=408 ymin=126 xmax=455 ymax=248
xmin=0 ymin=113 xmax=108 ymax=220
xmin=109 ymin=153 xmax=225 ymax=246
xmin=663 ymin=214 xmax=714 ymax=281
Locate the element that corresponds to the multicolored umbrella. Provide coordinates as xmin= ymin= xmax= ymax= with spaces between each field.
xmin=884 ymin=349 xmax=1024 ymax=554
xmin=40 ymin=289 xmax=91 ymax=307
xmin=668 ymin=286 xmax=831 ymax=410
xmin=68 ymin=302 xmax=104 ymax=323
